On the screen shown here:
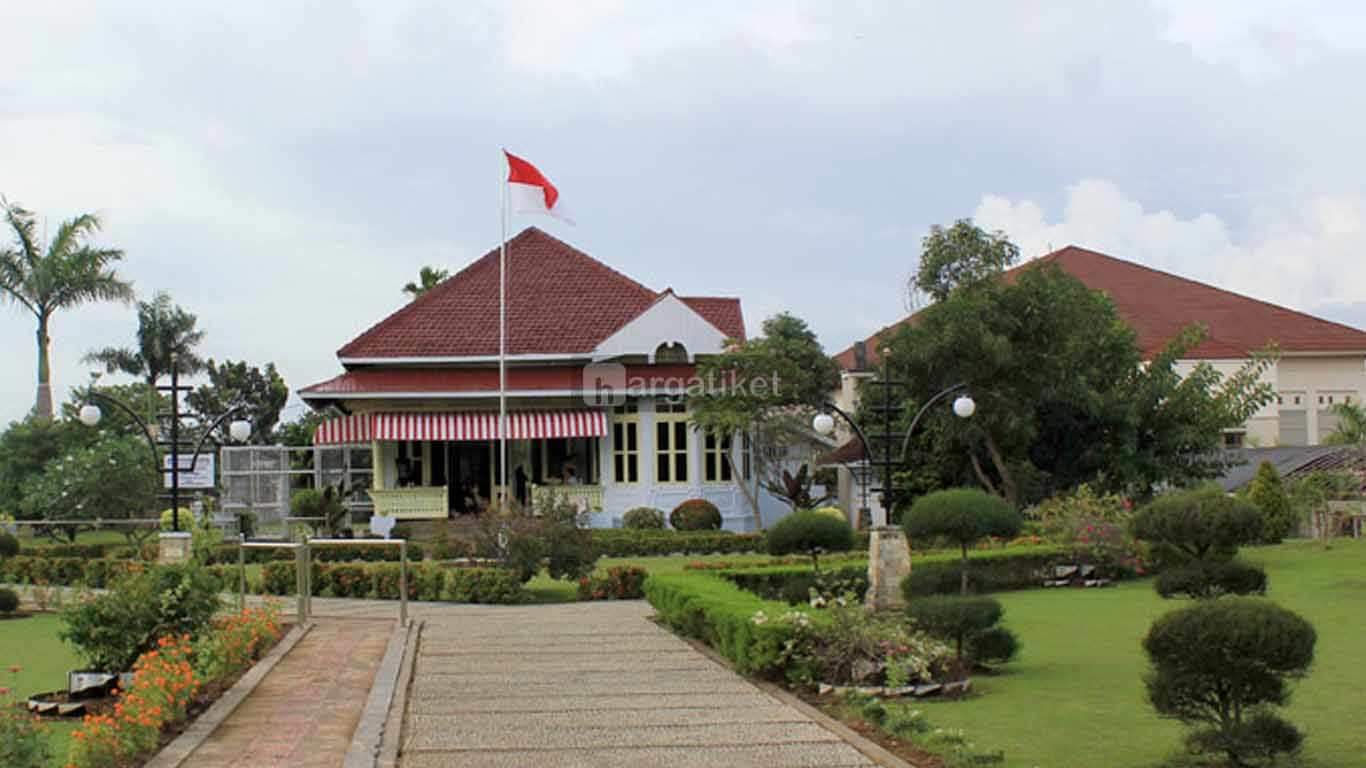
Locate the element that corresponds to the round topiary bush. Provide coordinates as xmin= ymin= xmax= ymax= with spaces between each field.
xmin=670 ymin=499 xmax=722 ymax=531
xmin=903 ymin=488 xmax=1022 ymax=594
xmin=811 ymin=506 xmax=848 ymax=523
xmin=0 ymin=530 xmax=19 ymax=559
xmin=908 ymin=594 xmax=1017 ymax=666
xmin=1155 ymin=558 xmax=1268 ymax=600
xmin=622 ymin=507 xmax=666 ymax=530
xmin=765 ymin=509 xmax=856 ymax=570
xmin=1143 ymin=597 xmax=1316 ymax=766
xmin=0 ymin=586 xmax=19 ymax=614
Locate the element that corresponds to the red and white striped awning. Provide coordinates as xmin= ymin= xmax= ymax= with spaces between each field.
xmin=313 ymin=410 xmax=607 ymax=445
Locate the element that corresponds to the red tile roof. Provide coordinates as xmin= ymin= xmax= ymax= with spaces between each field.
xmin=338 ymin=227 xmax=744 ymax=359
xmin=300 ymin=364 xmax=703 ymax=397
xmin=834 ymin=245 xmax=1366 ymax=370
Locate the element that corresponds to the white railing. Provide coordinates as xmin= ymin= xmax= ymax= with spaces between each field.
xmin=531 ymin=483 xmax=604 ymax=514
xmin=370 ymin=487 xmax=448 ymax=519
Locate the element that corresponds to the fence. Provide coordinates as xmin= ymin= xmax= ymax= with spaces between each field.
xmin=220 ymin=445 xmax=373 ymax=536
xmin=234 ymin=535 xmax=409 ymax=627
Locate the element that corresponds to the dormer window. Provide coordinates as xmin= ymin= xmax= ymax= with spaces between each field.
xmin=655 ymin=342 xmax=688 ymax=364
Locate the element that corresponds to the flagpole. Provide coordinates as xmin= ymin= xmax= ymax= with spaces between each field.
xmin=499 ymin=156 xmax=509 ymax=513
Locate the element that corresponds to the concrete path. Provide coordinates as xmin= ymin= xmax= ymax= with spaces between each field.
xmin=179 ymin=617 xmax=394 ymax=768
xmin=395 ymin=601 xmax=877 ymax=768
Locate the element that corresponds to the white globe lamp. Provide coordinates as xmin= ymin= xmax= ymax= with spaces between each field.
xmin=952 ymin=395 xmax=976 ymax=419
xmin=78 ymin=404 xmax=102 ymax=427
xmin=229 ymin=420 xmax=252 ymax=442
xmin=812 ymin=412 xmax=836 ymax=436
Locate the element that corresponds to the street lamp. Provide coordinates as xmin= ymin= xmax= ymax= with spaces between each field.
xmin=78 ymin=356 xmax=252 ymax=536
xmin=811 ymin=358 xmax=977 ymax=611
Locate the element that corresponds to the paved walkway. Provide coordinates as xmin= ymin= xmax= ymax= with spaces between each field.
xmin=396 ymin=601 xmax=877 ymax=768
xmin=180 ymin=617 xmax=393 ymax=768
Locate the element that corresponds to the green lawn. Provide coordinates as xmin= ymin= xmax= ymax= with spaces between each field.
xmin=914 ymin=539 xmax=1366 ymax=767
xmin=0 ymin=612 xmax=84 ymax=766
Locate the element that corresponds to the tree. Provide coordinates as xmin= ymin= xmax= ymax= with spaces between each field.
xmin=1132 ymin=486 xmax=1268 ymax=599
xmin=765 ymin=509 xmax=855 ymax=571
xmin=0 ymin=198 xmax=135 ymax=418
xmin=0 ymin=416 xmax=89 ymax=520
xmin=84 ymin=291 xmax=205 ymax=386
xmin=402 ymin=266 xmax=450 ymax=300
xmin=18 ymin=435 xmax=159 ymax=543
xmin=910 ymin=219 xmax=1020 ymax=303
xmin=883 ymin=223 xmax=1275 ymax=505
xmin=908 ymin=595 xmax=1018 ymax=670
xmin=692 ymin=312 xmax=841 ymax=529
xmin=1246 ymin=460 xmax=1298 ymax=544
xmin=1323 ymin=401 xmax=1366 ymax=451
xmin=1143 ymin=597 xmax=1316 ymax=766
xmin=902 ymin=488 xmax=1022 ymax=594
xmin=274 ymin=409 xmax=331 ymax=447
xmin=186 ymin=359 xmax=289 ymax=443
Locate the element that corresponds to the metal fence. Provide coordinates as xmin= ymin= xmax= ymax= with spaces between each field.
xmin=220 ymin=445 xmax=373 ymax=535
xmin=233 ymin=535 xmax=409 ymax=627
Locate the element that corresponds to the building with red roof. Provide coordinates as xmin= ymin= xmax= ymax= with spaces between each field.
xmin=825 ymin=245 xmax=1366 ymax=517
xmin=300 ymin=227 xmax=779 ymax=529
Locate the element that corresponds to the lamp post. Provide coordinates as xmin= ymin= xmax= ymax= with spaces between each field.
xmin=812 ymin=349 xmax=975 ymax=610
xmin=78 ymin=355 xmax=250 ymax=561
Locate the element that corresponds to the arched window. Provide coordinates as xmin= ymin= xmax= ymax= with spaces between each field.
xmin=655 ymin=342 xmax=688 ymax=363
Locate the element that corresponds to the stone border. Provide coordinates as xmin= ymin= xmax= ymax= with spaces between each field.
xmin=679 ymin=635 xmax=919 ymax=768
xmin=144 ymin=622 xmax=313 ymax=768
xmin=346 ymin=619 xmax=421 ymax=768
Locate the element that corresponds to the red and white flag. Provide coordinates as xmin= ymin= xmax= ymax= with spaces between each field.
xmin=504 ymin=150 xmax=573 ymax=224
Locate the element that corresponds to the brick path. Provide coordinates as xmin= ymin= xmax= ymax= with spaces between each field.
xmin=179 ymin=617 xmax=393 ymax=768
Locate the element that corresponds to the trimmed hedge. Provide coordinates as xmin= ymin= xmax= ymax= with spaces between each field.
xmin=902 ymin=546 xmax=1066 ymax=598
xmin=723 ymin=564 xmax=869 ymax=604
xmin=670 ymin=499 xmax=723 ymax=531
xmin=578 ymin=566 xmax=649 ymax=600
xmin=590 ymin=529 xmax=765 ymax=557
xmin=645 ymin=571 xmax=803 ymax=676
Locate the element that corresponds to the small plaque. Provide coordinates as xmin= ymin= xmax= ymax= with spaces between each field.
xmin=370 ymin=515 xmax=396 ymax=539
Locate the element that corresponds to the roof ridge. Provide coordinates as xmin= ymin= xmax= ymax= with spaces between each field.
xmin=1031 ymin=245 xmax=1366 ymax=339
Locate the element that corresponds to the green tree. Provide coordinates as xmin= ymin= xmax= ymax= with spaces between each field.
xmin=402 ymin=265 xmax=450 ymax=300
xmin=186 ymin=359 xmax=289 ymax=443
xmin=1132 ymin=486 xmax=1268 ymax=599
xmin=1246 ymin=460 xmax=1298 ymax=544
xmin=692 ymin=312 xmax=841 ymax=529
xmin=0 ymin=416 xmax=89 ymax=520
xmin=910 ymin=219 xmax=1020 ymax=303
xmin=1323 ymin=401 xmax=1366 ymax=451
xmin=902 ymin=488 xmax=1022 ymax=594
xmin=1143 ymin=597 xmax=1316 ymax=766
xmin=62 ymin=379 xmax=172 ymax=443
xmin=883 ymin=223 xmax=1274 ymax=505
xmin=0 ymin=198 xmax=135 ymax=418
xmin=18 ymin=435 xmax=160 ymax=543
xmin=83 ymin=291 xmax=205 ymax=385
xmin=765 ymin=509 xmax=855 ymax=571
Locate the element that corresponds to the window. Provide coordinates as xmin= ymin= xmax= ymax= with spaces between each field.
xmin=1222 ymin=431 xmax=1245 ymax=449
xmin=655 ymin=398 xmax=689 ymax=483
xmin=740 ymin=433 xmax=753 ymax=480
xmin=612 ymin=410 xmax=640 ymax=484
xmin=655 ymin=342 xmax=688 ymax=363
xmin=704 ymin=432 xmax=732 ymax=483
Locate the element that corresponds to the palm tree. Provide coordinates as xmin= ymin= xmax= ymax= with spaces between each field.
xmin=0 ymin=199 xmax=135 ymax=419
xmin=402 ymin=266 xmax=450 ymax=300
xmin=1325 ymin=401 xmax=1366 ymax=451
xmin=84 ymin=291 xmax=206 ymax=387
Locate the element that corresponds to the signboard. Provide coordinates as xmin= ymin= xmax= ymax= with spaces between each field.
xmin=163 ymin=453 xmax=216 ymax=490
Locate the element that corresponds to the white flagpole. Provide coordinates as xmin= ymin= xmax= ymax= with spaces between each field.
xmin=499 ymin=157 xmax=509 ymax=513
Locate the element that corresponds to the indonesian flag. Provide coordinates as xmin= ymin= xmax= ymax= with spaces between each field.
xmin=505 ymin=150 xmax=573 ymax=224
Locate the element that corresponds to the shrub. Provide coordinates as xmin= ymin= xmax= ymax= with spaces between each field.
xmin=192 ymin=604 xmax=283 ymax=685
xmin=907 ymin=595 xmax=1017 ymax=668
xmin=1133 ymin=487 xmax=1266 ymax=599
xmin=782 ymin=597 xmax=954 ymax=688
xmin=725 ymin=564 xmax=868 ymax=605
xmin=1246 ymin=461 xmax=1299 ymax=544
xmin=475 ymin=499 xmax=597 ymax=583
xmin=372 ymin=563 xmax=419 ymax=600
xmin=903 ymin=489 xmax=1022 ymax=594
xmin=646 ymin=572 xmax=797 ymax=676
xmin=0 ymin=586 xmax=18 ymax=613
xmin=578 ymin=566 xmax=649 ymax=600
xmin=442 ymin=567 xmax=524 ymax=604
xmin=670 ymin=499 xmax=722 ymax=531
xmin=766 ymin=510 xmax=856 ymax=570
xmin=0 ymin=531 xmax=18 ymax=559
xmin=59 ymin=564 xmax=221 ymax=673
xmin=326 ymin=563 xmax=372 ymax=598
xmin=0 ymin=705 xmax=51 ymax=768
xmin=590 ymin=529 xmax=763 ymax=557
xmin=261 ymin=560 xmax=326 ymax=595
xmin=1155 ymin=558 xmax=1268 ymax=600
xmin=622 ymin=507 xmax=666 ymax=529
xmin=1143 ymin=597 xmax=1316 ymax=766
xmin=901 ymin=546 xmax=1064 ymax=597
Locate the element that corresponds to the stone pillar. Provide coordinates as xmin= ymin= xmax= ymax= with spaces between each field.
xmin=158 ymin=531 xmax=193 ymax=564
xmin=866 ymin=526 xmax=911 ymax=612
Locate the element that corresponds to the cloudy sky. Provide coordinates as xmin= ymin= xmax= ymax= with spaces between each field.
xmin=3 ymin=0 xmax=1365 ymax=427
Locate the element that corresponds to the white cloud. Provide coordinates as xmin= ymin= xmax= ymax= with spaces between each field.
xmin=975 ymin=179 xmax=1366 ymax=318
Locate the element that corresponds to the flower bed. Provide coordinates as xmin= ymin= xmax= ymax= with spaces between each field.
xmin=66 ymin=605 xmax=283 ymax=768
xmin=577 ymin=566 xmax=648 ymax=600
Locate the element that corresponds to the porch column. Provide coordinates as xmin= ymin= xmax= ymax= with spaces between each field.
xmin=372 ymin=440 xmax=386 ymax=489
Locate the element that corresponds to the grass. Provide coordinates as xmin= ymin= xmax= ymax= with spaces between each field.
xmin=909 ymin=538 xmax=1366 ymax=767
xmin=0 ymin=612 xmax=84 ymax=766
